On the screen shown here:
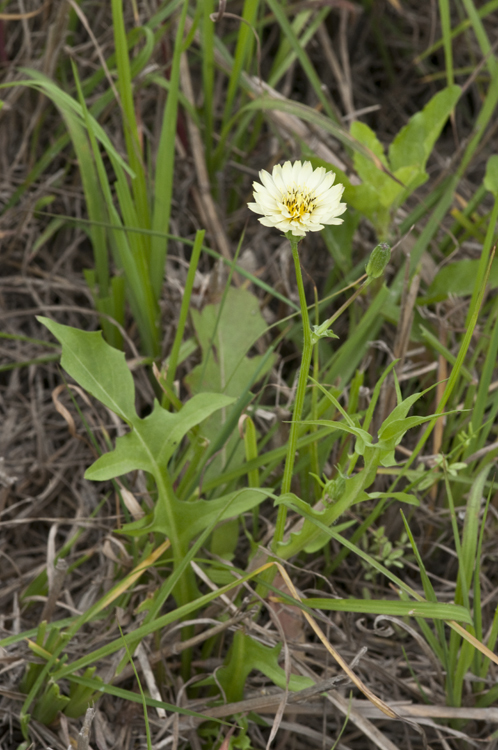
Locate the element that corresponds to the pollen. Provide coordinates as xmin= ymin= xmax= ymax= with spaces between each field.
xmin=283 ymin=189 xmax=315 ymax=220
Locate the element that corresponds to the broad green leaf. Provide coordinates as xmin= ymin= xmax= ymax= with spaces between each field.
xmin=186 ymin=287 xmax=275 ymax=478
xmin=377 ymin=409 xmax=460 ymax=467
xmin=345 ymin=183 xmax=391 ymax=237
xmin=349 ymin=121 xmax=402 ymax=231
xmin=389 ymin=85 xmax=461 ymax=171
xmin=210 ymin=518 xmax=239 ymax=561
xmin=39 ymin=318 xmax=240 ymax=553
xmin=38 ymin=317 xmax=135 ymax=422
xmin=391 ymin=164 xmax=427 ymax=202
xmin=215 ymin=631 xmax=313 ymax=703
xmin=85 ymin=393 xmax=235 ymax=481
xmin=119 ymin=486 xmax=267 ymax=542
xmin=351 ymin=121 xmax=389 ymax=168
xmin=177 ymin=488 xmax=268 ymax=543
xmin=377 ymin=167 xmax=413 ymax=208
xmin=426 ymin=258 xmax=498 ymax=300
xmin=351 ymin=121 xmax=390 ymax=188
xmin=186 ymin=287 xmax=274 ymax=395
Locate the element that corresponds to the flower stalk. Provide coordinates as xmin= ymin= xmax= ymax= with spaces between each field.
xmin=273 ymin=251 xmax=372 ymax=548
xmin=247 ymin=159 xmax=348 ymax=551
xmin=247 ymin=163 xmax=393 ymax=556
xmin=273 ymin=236 xmax=314 ymax=548
xmin=273 ymin=248 xmax=392 ymax=547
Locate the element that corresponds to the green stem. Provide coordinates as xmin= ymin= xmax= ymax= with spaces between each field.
xmin=273 ymin=237 xmax=313 ymax=549
xmin=324 ymin=277 xmax=367 ymax=329
xmin=310 ymin=287 xmax=321 ymax=501
xmin=163 ymin=229 xmax=205 ymax=408
xmin=272 ymin=255 xmax=369 ymax=550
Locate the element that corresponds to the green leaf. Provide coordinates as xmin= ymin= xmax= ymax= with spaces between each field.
xmin=378 ymin=415 xmax=440 ymax=443
xmin=379 ymin=387 xmax=431 ymax=433
xmin=275 ymin=451 xmax=378 ymax=558
xmin=304 ymin=597 xmax=470 ymax=621
xmin=186 ymin=287 xmax=274 ymax=395
xmin=351 ymin=121 xmax=389 ymax=172
xmin=215 ymin=631 xmax=313 ymax=703
xmin=349 ymin=86 xmax=461 ymax=233
xmin=484 ymin=154 xmax=498 ymax=195
xmin=351 ymin=122 xmax=395 ymax=201
xmin=347 ymin=183 xmax=390 ymax=234
xmin=426 ymin=258 xmax=498 ymax=300
xmin=391 ymin=164 xmax=427 ymax=203
xmin=349 ymin=121 xmax=404 ymax=230
xmin=85 ymin=394 xmax=233 ymax=481
xmin=185 ymin=287 xmax=275 ymax=479
xmin=300 ymin=419 xmax=373 ymax=456
xmin=38 ymin=317 xmax=135 ymax=422
xmin=177 ymin=488 xmax=268 ymax=543
xmin=39 ymin=318 xmax=239 ymax=553
xmin=368 ymin=491 xmax=420 ymax=506
xmin=388 ymin=85 xmax=461 ymax=171
xmin=210 ymin=518 xmax=239 ymax=560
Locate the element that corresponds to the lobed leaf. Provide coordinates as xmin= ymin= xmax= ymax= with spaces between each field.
xmin=38 ymin=317 xmax=135 ymax=422
xmin=85 ymin=394 xmax=234 ymax=481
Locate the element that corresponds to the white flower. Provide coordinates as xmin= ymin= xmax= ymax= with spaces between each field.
xmin=248 ymin=160 xmax=346 ymax=238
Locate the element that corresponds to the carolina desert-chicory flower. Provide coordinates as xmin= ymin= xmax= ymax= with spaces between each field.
xmin=248 ymin=160 xmax=346 ymax=238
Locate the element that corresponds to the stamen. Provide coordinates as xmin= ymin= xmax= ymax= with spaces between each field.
xmin=283 ymin=187 xmax=315 ymax=222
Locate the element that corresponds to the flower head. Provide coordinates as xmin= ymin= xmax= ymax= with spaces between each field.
xmin=248 ymin=160 xmax=346 ymax=238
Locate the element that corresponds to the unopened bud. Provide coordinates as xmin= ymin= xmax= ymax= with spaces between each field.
xmin=365 ymin=243 xmax=391 ymax=279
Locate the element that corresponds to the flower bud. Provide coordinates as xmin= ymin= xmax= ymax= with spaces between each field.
xmin=365 ymin=243 xmax=391 ymax=279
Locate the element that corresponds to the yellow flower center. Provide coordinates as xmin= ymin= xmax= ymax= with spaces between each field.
xmin=283 ymin=188 xmax=315 ymax=221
